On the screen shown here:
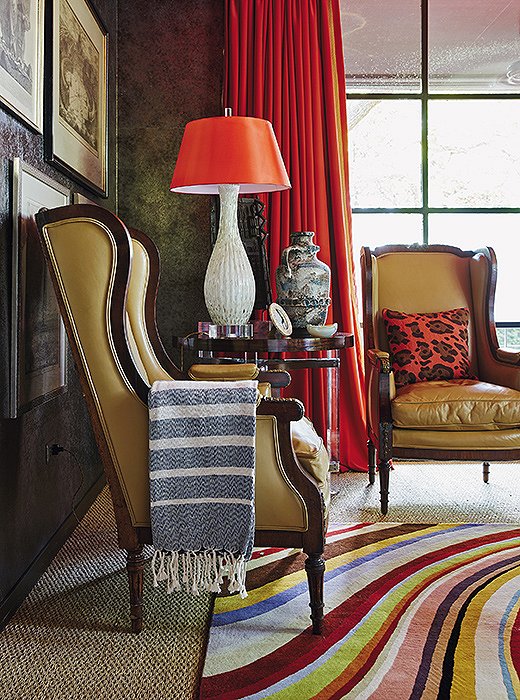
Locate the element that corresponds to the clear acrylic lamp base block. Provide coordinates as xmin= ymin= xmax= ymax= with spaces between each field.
xmin=203 ymin=184 xmax=256 ymax=325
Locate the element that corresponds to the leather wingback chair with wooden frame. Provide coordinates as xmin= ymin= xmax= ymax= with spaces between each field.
xmin=35 ymin=204 xmax=329 ymax=634
xmin=361 ymin=244 xmax=520 ymax=515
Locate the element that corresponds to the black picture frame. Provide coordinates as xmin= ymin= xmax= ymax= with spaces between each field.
xmin=10 ymin=158 xmax=69 ymax=418
xmin=210 ymin=196 xmax=272 ymax=310
xmin=44 ymin=0 xmax=108 ymax=196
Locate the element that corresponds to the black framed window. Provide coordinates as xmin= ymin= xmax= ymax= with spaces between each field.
xmin=340 ymin=0 xmax=520 ymax=350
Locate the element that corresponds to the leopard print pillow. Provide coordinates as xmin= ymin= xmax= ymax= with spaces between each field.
xmin=381 ymin=307 xmax=474 ymax=388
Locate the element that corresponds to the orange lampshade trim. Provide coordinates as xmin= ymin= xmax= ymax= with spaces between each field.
xmin=170 ymin=116 xmax=291 ymax=194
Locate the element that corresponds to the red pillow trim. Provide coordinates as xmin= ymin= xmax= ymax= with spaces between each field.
xmin=381 ymin=307 xmax=474 ymax=388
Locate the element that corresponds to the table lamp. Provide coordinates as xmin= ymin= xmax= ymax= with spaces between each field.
xmin=170 ymin=109 xmax=290 ymax=329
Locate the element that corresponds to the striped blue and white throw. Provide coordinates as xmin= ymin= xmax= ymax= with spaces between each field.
xmin=148 ymin=379 xmax=257 ymax=598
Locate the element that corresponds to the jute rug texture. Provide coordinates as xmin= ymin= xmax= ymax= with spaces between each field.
xmin=0 ymin=489 xmax=212 ymax=700
xmin=2 ymin=460 xmax=520 ymax=698
xmin=332 ymin=460 xmax=520 ymax=523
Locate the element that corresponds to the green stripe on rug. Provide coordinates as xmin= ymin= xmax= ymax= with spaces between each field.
xmin=201 ymin=523 xmax=520 ymax=699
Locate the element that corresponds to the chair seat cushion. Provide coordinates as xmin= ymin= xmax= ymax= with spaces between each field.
xmin=291 ymin=417 xmax=330 ymax=510
xmin=392 ymin=379 xmax=520 ymax=431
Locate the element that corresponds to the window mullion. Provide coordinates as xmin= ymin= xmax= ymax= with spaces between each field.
xmin=421 ymin=0 xmax=429 ymax=244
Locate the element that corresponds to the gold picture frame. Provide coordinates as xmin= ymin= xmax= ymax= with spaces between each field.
xmin=45 ymin=0 xmax=108 ymax=196
xmin=0 ymin=0 xmax=44 ymax=132
xmin=10 ymin=158 xmax=69 ymax=418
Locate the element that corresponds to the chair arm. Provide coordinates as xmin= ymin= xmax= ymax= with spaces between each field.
xmin=496 ymin=348 xmax=520 ymax=366
xmin=256 ymin=396 xmax=304 ymax=422
xmin=478 ymin=348 xmax=520 ymax=391
xmin=255 ymin=397 xmax=325 ymax=547
xmin=365 ymin=349 xmax=393 ymax=460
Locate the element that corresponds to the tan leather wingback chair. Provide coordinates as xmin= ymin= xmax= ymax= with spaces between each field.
xmin=361 ymin=244 xmax=520 ymax=515
xmin=35 ymin=205 xmax=330 ymax=634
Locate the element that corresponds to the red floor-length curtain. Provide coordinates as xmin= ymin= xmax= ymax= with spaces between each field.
xmin=224 ymin=0 xmax=367 ymax=471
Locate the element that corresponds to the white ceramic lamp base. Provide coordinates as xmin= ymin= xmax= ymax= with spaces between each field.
xmin=204 ymin=184 xmax=256 ymax=325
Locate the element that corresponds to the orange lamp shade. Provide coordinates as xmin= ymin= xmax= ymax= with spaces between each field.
xmin=170 ymin=116 xmax=291 ymax=194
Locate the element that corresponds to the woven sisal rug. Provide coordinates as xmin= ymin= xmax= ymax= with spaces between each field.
xmin=200 ymin=522 xmax=520 ymax=698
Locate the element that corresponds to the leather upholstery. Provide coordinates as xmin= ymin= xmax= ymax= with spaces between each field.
xmin=392 ymin=380 xmax=520 ymax=431
xmin=255 ymin=416 xmax=307 ymax=531
xmin=188 ymin=363 xmax=260 ymax=381
xmin=291 ymin=417 xmax=331 ymax=509
xmin=42 ymin=219 xmax=152 ymax=526
xmin=188 ymin=365 xmax=330 ymax=516
xmin=364 ymin=245 xmax=520 ymax=457
xmin=128 ymin=239 xmax=172 ymax=383
xmin=394 ymin=427 xmax=520 ymax=450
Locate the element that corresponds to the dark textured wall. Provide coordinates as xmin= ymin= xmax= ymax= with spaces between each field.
xmin=117 ymin=0 xmax=225 ymax=348
xmin=0 ymin=0 xmax=117 ymax=608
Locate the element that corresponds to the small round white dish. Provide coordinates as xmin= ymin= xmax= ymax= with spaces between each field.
xmin=306 ymin=323 xmax=338 ymax=338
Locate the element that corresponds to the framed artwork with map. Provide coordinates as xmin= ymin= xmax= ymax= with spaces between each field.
xmin=0 ymin=0 xmax=44 ymax=131
xmin=45 ymin=0 xmax=108 ymax=196
xmin=10 ymin=158 xmax=69 ymax=418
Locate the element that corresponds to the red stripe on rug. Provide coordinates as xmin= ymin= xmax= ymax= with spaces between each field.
xmin=324 ymin=555 xmax=520 ymax=699
xmin=202 ymin=528 xmax=520 ymax=698
xmin=249 ymin=525 xmax=368 ymax=561
xmin=325 ymin=523 xmax=373 ymax=537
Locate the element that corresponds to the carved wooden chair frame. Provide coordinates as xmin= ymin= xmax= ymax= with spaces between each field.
xmin=361 ymin=243 xmax=520 ymax=515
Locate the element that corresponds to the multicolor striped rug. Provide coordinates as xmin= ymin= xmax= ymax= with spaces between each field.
xmin=200 ymin=523 xmax=520 ymax=699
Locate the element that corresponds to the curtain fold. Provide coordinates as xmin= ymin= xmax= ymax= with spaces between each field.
xmin=224 ymin=0 xmax=367 ymax=471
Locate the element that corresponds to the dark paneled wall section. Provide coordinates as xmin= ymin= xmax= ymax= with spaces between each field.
xmin=1 ymin=0 xmax=224 ymax=624
xmin=0 ymin=0 xmax=117 ymax=624
xmin=117 ymin=0 xmax=224 ymax=344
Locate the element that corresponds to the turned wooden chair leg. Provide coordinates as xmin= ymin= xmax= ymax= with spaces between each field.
xmin=305 ymin=553 xmax=325 ymax=635
xmin=483 ymin=461 xmax=490 ymax=484
xmin=378 ymin=460 xmax=391 ymax=516
xmin=368 ymin=439 xmax=376 ymax=485
xmin=126 ymin=546 xmax=145 ymax=633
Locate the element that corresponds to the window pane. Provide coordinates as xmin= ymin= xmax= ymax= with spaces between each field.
xmin=429 ymin=100 xmax=520 ymax=207
xmin=348 ymin=100 xmax=422 ymax=207
xmin=429 ymin=214 xmax=520 ymax=323
xmin=341 ymin=0 xmax=421 ymax=93
xmin=429 ymin=0 xmax=520 ymax=94
xmin=497 ymin=328 xmax=520 ymax=351
xmin=352 ymin=213 xmax=422 ymax=311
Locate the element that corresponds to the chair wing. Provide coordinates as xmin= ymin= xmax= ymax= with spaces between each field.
xmin=36 ymin=205 xmax=153 ymax=530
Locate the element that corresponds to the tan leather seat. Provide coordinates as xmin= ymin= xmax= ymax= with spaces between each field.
xmin=392 ymin=379 xmax=520 ymax=431
xmin=361 ymin=244 xmax=520 ymax=515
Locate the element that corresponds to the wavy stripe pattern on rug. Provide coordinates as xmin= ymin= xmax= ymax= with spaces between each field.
xmin=200 ymin=523 xmax=520 ymax=699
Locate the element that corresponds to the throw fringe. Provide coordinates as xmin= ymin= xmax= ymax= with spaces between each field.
xmin=151 ymin=549 xmax=249 ymax=599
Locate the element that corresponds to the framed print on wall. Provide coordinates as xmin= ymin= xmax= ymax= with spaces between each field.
xmin=72 ymin=191 xmax=97 ymax=205
xmin=10 ymin=158 xmax=69 ymax=418
xmin=0 ymin=0 xmax=44 ymax=131
xmin=45 ymin=0 xmax=108 ymax=196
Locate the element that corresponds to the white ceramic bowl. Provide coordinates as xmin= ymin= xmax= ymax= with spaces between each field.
xmin=306 ymin=323 xmax=338 ymax=338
